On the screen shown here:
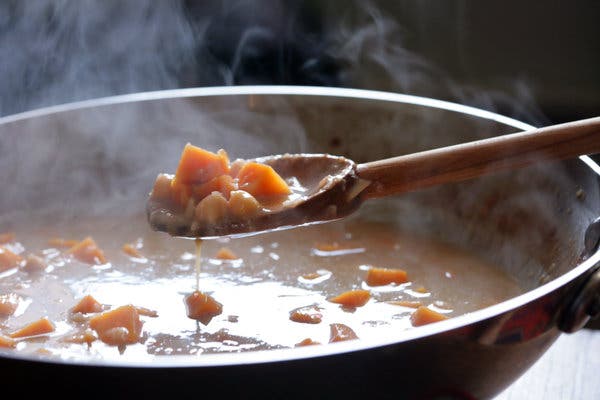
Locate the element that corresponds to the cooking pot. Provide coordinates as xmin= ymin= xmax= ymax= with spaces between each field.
xmin=0 ymin=86 xmax=598 ymax=399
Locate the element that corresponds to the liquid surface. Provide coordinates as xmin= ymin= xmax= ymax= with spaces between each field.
xmin=0 ymin=205 xmax=522 ymax=364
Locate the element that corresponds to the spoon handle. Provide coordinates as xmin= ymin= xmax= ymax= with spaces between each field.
xmin=357 ymin=116 xmax=600 ymax=200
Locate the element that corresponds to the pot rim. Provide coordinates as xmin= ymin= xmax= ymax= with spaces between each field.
xmin=1 ymin=85 xmax=598 ymax=368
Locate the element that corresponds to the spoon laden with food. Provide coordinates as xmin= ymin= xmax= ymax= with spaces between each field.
xmin=147 ymin=116 xmax=600 ymax=239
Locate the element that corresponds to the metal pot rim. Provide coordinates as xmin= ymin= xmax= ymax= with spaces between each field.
xmin=1 ymin=85 xmax=598 ymax=368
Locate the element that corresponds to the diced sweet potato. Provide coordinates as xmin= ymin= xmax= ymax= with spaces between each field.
xmin=329 ymin=323 xmax=358 ymax=343
xmin=329 ymin=289 xmax=371 ymax=308
xmin=236 ymin=161 xmax=291 ymax=198
xmin=9 ymin=317 xmax=55 ymax=338
xmin=295 ymin=338 xmax=320 ymax=347
xmin=0 ymin=293 xmax=20 ymax=317
xmin=215 ymin=247 xmax=239 ymax=260
xmin=173 ymin=144 xmax=230 ymax=185
xmin=366 ymin=267 xmax=409 ymax=286
xmin=122 ymin=243 xmax=144 ymax=259
xmin=410 ymin=306 xmax=449 ymax=327
xmin=0 ymin=334 xmax=16 ymax=348
xmin=89 ymin=305 xmax=143 ymax=346
xmin=66 ymin=237 xmax=107 ymax=265
xmin=0 ymin=246 xmax=24 ymax=272
xmin=193 ymin=174 xmax=236 ymax=201
xmin=71 ymin=295 xmax=104 ymax=314
xmin=301 ymin=272 xmax=322 ymax=280
xmin=289 ymin=305 xmax=323 ymax=324
xmin=387 ymin=300 xmax=422 ymax=309
xmin=184 ymin=291 xmax=223 ymax=325
xmin=0 ymin=232 xmax=15 ymax=244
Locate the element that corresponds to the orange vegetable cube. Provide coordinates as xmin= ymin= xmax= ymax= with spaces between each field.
xmin=289 ymin=305 xmax=323 ymax=324
xmin=89 ymin=305 xmax=144 ymax=346
xmin=9 ymin=317 xmax=55 ymax=338
xmin=410 ymin=306 xmax=449 ymax=327
xmin=62 ymin=329 xmax=97 ymax=346
xmin=0 ymin=334 xmax=16 ymax=348
xmin=329 ymin=289 xmax=371 ymax=308
xmin=193 ymin=174 xmax=236 ymax=201
xmin=184 ymin=291 xmax=223 ymax=325
xmin=329 ymin=323 xmax=358 ymax=343
xmin=366 ymin=267 xmax=409 ymax=286
xmin=0 ymin=293 xmax=20 ymax=317
xmin=0 ymin=246 xmax=24 ymax=272
xmin=236 ymin=161 xmax=291 ymax=198
xmin=295 ymin=338 xmax=320 ymax=347
xmin=66 ymin=237 xmax=107 ymax=265
xmin=387 ymin=300 xmax=422 ymax=309
xmin=173 ymin=144 xmax=230 ymax=185
xmin=122 ymin=243 xmax=144 ymax=259
xmin=215 ymin=247 xmax=239 ymax=260
xmin=71 ymin=295 xmax=104 ymax=314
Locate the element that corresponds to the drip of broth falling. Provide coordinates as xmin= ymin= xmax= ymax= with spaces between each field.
xmin=195 ymin=238 xmax=202 ymax=291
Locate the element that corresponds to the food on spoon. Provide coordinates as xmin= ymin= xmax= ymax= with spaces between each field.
xmin=147 ymin=143 xmax=293 ymax=237
xmin=9 ymin=317 xmax=55 ymax=338
xmin=409 ymin=306 xmax=449 ymax=326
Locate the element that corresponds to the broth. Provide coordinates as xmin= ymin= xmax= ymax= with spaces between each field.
xmin=0 ymin=203 xmax=522 ymax=363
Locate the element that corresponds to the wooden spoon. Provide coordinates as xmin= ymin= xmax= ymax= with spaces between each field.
xmin=148 ymin=116 xmax=600 ymax=238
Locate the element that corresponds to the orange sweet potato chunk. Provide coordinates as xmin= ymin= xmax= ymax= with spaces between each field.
xmin=71 ymin=295 xmax=104 ymax=314
xmin=387 ymin=300 xmax=422 ymax=309
xmin=0 ymin=246 xmax=24 ymax=272
xmin=289 ymin=305 xmax=323 ymax=324
xmin=236 ymin=161 xmax=291 ymax=198
xmin=329 ymin=289 xmax=371 ymax=308
xmin=0 ymin=334 xmax=16 ymax=348
xmin=410 ymin=306 xmax=449 ymax=327
xmin=0 ymin=293 xmax=20 ymax=317
xmin=193 ymin=174 xmax=236 ymax=201
xmin=89 ymin=305 xmax=143 ymax=346
xmin=122 ymin=243 xmax=144 ymax=259
xmin=173 ymin=143 xmax=230 ymax=186
xmin=366 ymin=267 xmax=409 ymax=286
xmin=10 ymin=317 xmax=55 ymax=338
xmin=329 ymin=323 xmax=358 ymax=343
xmin=184 ymin=291 xmax=223 ymax=325
xmin=295 ymin=338 xmax=320 ymax=347
xmin=215 ymin=247 xmax=239 ymax=260
xmin=66 ymin=237 xmax=107 ymax=265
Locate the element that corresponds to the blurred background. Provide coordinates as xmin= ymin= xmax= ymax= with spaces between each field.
xmin=0 ymin=0 xmax=598 ymax=126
